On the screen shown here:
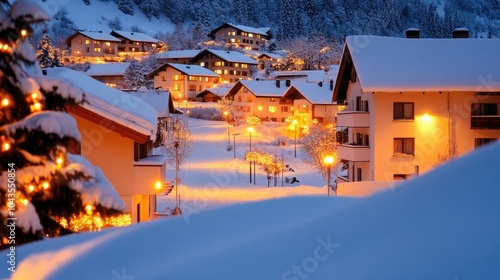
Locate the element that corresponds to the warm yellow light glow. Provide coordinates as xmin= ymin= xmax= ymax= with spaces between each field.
xmin=293 ymin=119 xmax=297 ymax=125
xmin=31 ymin=102 xmax=42 ymax=111
xmin=155 ymin=180 xmax=162 ymax=190
xmin=31 ymin=92 xmax=38 ymax=99
xmin=28 ymin=185 xmax=35 ymax=192
xmin=59 ymin=213 xmax=131 ymax=232
xmin=2 ymin=142 xmax=10 ymax=151
xmin=247 ymin=127 xmax=254 ymax=134
xmin=42 ymin=182 xmax=49 ymax=189
xmin=21 ymin=30 xmax=27 ymax=37
xmin=224 ymin=111 xmax=228 ymax=116
xmin=1 ymin=98 xmax=9 ymax=107
xmin=258 ymin=106 xmax=263 ymax=111
xmin=323 ymin=155 xmax=334 ymax=165
xmin=56 ymin=157 xmax=64 ymax=167
xmin=21 ymin=198 xmax=28 ymax=206
xmin=422 ymin=113 xmax=430 ymax=121
xmin=2 ymin=44 xmax=8 ymax=51
xmin=2 ymin=237 xmax=7 ymax=244
xmin=85 ymin=204 xmax=93 ymax=214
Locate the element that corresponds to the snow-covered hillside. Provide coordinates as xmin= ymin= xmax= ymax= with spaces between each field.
xmin=4 ymin=141 xmax=500 ymax=279
xmin=37 ymin=0 xmax=174 ymax=35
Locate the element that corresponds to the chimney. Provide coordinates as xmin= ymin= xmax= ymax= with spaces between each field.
xmin=452 ymin=28 xmax=469 ymax=38
xmin=405 ymin=28 xmax=420 ymax=38
xmin=330 ymin=79 xmax=334 ymax=90
xmin=286 ymin=80 xmax=291 ymax=87
xmin=276 ymin=80 xmax=280 ymax=88
xmin=318 ymin=81 xmax=323 ymax=87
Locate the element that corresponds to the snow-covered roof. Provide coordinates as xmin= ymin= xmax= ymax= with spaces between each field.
xmin=44 ymin=67 xmax=157 ymax=141
xmin=75 ymin=31 xmax=121 ymax=42
xmin=227 ymin=80 xmax=290 ymax=98
xmin=128 ymin=89 xmax=174 ymax=118
xmin=111 ymin=30 xmax=159 ymax=43
xmin=284 ymin=82 xmax=335 ymax=104
xmin=147 ymin=62 xmax=219 ymax=78
xmin=84 ymin=63 xmax=130 ymax=76
xmin=192 ymin=49 xmax=258 ymax=65
xmin=155 ymin=50 xmax=201 ymax=59
xmin=258 ymin=52 xmax=285 ymax=60
xmin=273 ymin=69 xmax=338 ymax=83
xmin=167 ymin=63 xmax=219 ymax=77
xmin=225 ymin=23 xmax=269 ymax=36
xmin=197 ymin=85 xmax=232 ymax=98
xmin=345 ymin=35 xmax=500 ymax=92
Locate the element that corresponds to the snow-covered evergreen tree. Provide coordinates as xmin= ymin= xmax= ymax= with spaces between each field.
xmin=124 ymin=57 xmax=158 ymax=90
xmin=133 ymin=0 xmax=160 ymax=20
xmin=36 ymin=28 xmax=53 ymax=68
xmin=114 ymin=0 xmax=134 ymax=15
xmin=0 ymin=0 xmax=126 ymax=248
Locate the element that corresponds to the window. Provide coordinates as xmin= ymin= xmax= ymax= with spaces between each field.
xmin=249 ymin=33 xmax=254 ymax=37
xmin=234 ymin=63 xmax=240 ymax=68
xmin=215 ymin=61 xmax=224 ymax=66
xmin=200 ymin=62 xmax=206 ymax=67
xmin=281 ymin=106 xmax=288 ymax=112
xmin=242 ymin=71 xmax=248 ymax=76
xmin=394 ymin=138 xmax=415 ymax=156
xmin=269 ymin=106 xmax=277 ymax=113
xmin=393 ymin=174 xmax=409 ymax=180
xmin=241 ymin=64 xmax=248 ymax=68
xmin=94 ymin=41 xmax=100 ymax=45
xmin=161 ymin=76 xmax=167 ymax=82
xmin=475 ymin=138 xmax=498 ymax=148
xmin=188 ymin=85 xmax=196 ymax=91
xmin=270 ymin=98 xmax=276 ymax=102
xmin=94 ymin=47 xmax=101 ymax=52
xmin=105 ymin=42 xmax=111 ymax=46
xmin=78 ymin=40 xmax=82 ymax=45
xmin=356 ymin=168 xmax=362 ymax=181
xmin=230 ymin=38 xmax=235 ymax=43
xmin=198 ymin=77 xmax=202 ymax=82
xmin=189 ymin=76 xmax=196 ymax=81
xmin=85 ymin=47 xmax=90 ymax=52
xmin=85 ymin=39 xmax=90 ymax=45
xmin=471 ymin=103 xmax=497 ymax=116
xmin=393 ymin=103 xmax=414 ymax=120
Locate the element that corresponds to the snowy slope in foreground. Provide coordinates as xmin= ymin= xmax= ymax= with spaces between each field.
xmin=6 ymin=143 xmax=500 ymax=279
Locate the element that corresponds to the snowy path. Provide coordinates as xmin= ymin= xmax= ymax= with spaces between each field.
xmin=156 ymin=118 xmax=328 ymax=215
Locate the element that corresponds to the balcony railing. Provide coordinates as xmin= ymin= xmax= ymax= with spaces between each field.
xmin=337 ymin=111 xmax=370 ymax=128
xmin=471 ymin=116 xmax=500 ymax=129
xmin=337 ymin=144 xmax=370 ymax=162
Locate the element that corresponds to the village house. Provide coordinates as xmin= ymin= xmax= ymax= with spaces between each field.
xmin=196 ymin=84 xmax=232 ymax=102
xmin=225 ymin=80 xmax=292 ymax=125
xmin=257 ymin=51 xmax=286 ymax=70
xmin=281 ymin=80 xmax=339 ymax=129
xmin=44 ymin=67 xmax=171 ymax=223
xmin=208 ymin=23 xmax=271 ymax=51
xmin=190 ymin=49 xmax=258 ymax=83
xmin=147 ymin=62 xmax=220 ymax=100
xmin=83 ymin=62 xmax=130 ymax=89
xmin=110 ymin=30 xmax=161 ymax=53
xmin=65 ymin=31 xmax=120 ymax=57
xmin=333 ymin=33 xmax=500 ymax=184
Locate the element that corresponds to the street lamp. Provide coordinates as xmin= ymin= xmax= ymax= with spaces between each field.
xmin=323 ymin=155 xmax=334 ymax=196
xmin=247 ymin=127 xmax=254 ymax=183
xmin=173 ymin=141 xmax=182 ymax=214
xmin=293 ymin=119 xmax=298 ymax=158
xmin=232 ymin=133 xmax=241 ymax=159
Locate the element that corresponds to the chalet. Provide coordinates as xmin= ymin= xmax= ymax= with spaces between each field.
xmin=282 ymin=80 xmax=339 ymax=128
xmin=196 ymin=85 xmax=232 ymax=102
xmin=225 ymin=80 xmax=291 ymax=124
xmin=65 ymin=31 xmax=120 ymax=57
xmin=44 ymin=67 xmax=170 ymax=223
xmin=155 ymin=50 xmax=202 ymax=65
xmin=110 ymin=30 xmax=160 ymax=53
xmin=333 ymin=35 xmax=500 ymax=184
xmin=257 ymin=51 xmax=286 ymax=70
xmin=190 ymin=49 xmax=258 ymax=83
xmin=208 ymin=23 xmax=271 ymax=51
xmin=83 ymin=62 xmax=130 ymax=89
xmin=147 ymin=62 xmax=220 ymax=100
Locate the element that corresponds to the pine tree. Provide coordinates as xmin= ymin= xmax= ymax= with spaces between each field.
xmin=36 ymin=28 xmax=54 ymax=68
xmin=0 ymin=0 xmax=126 ymax=248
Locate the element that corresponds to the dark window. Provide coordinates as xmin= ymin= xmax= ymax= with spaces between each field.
xmin=471 ymin=103 xmax=497 ymax=116
xmin=394 ymin=138 xmax=414 ymax=155
xmin=393 ymin=174 xmax=408 ymax=180
xmin=394 ymin=103 xmax=414 ymax=120
xmin=356 ymin=168 xmax=362 ymax=181
xmin=475 ymin=138 xmax=498 ymax=148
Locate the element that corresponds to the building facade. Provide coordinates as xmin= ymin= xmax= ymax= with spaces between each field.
xmin=208 ymin=23 xmax=271 ymax=51
xmin=65 ymin=31 xmax=120 ymax=57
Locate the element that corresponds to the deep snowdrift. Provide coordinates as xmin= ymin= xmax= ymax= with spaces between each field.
xmin=4 ymin=143 xmax=500 ymax=280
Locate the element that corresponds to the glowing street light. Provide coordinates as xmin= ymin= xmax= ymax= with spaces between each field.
xmin=293 ymin=119 xmax=298 ymax=158
xmin=323 ymin=155 xmax=335 ymax=196
xmin=247 ymin=127 xmax=254 ymax=183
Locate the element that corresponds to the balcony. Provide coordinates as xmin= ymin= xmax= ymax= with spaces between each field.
xmin=337 ymin=144 xmax=370 ymax=162
xmin=471 ymin=116 xmax=500 ymax=129
xmin=134 ymin=154 xmax=168 ymax=195
xmin=337 ymin=111 xmax=370 ymax=128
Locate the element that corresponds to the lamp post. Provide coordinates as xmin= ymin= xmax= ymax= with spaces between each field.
xmin=183 ymin=100 xmax=189 ymax=128
xmin=293 ymin=119 xmax=298 ymax=158
xmin=174 ymin=141 xmax=181 ymax=211
xmin=323 ymin=155 xmax=334 ymax=196
xmin=232 ymin=133 xmax=240 ymax=159
xmin=247 ymin=127 xmax=254 ymax=183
